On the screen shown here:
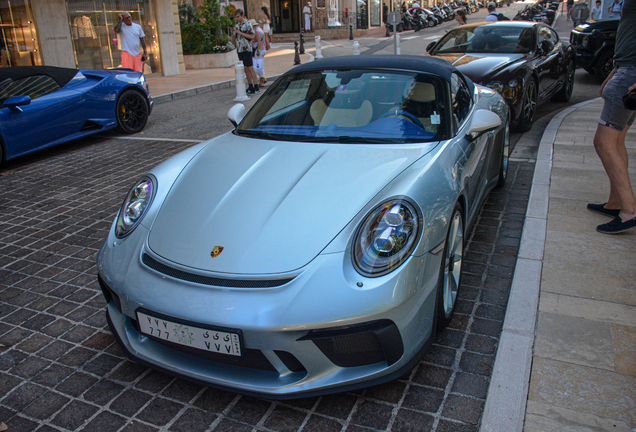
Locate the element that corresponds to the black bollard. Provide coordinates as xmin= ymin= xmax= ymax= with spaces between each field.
xmin=299 ymin=30 xmax=305 ymax=54
xmin=349 ymin=24 xmax=354 ymax=40
xmin=385 ymin=23 xmax=390 ymax=37
xmin=294 ymin=41 xmax=301 ymax=65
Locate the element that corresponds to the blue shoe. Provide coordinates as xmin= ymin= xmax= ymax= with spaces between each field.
xmin=587 ymin=203 xmax=620 ymax=218
xmin=597 ymin=216 xmax=636 ymax=234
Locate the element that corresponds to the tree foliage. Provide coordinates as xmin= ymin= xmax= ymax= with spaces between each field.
xmin=179 ymin=0 xmax=235 ymax=55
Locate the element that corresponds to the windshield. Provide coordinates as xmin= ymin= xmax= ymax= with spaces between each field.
xmin=431 ymin=25 xmax=534 ymax=55
xmin=237 ymin=69 xmax=448 ymax=143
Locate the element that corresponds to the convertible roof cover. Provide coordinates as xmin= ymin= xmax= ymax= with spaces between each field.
xmin=287 ymin=55 xmax=472 ymax=93
xmin=0 ymin=66 xmax=79 ymax=89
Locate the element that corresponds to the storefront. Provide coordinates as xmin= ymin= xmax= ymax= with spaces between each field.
xmin=1 ymin=0 xmax=183 ymax=76
xmin=67 ymin=0 xmax=162 ymax=75
xmin=0 ymin=0 xmax=41 ymax=67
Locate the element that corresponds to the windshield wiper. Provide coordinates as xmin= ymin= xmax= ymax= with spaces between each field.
xmin=235 ymin=130 xmax=278 ymax=139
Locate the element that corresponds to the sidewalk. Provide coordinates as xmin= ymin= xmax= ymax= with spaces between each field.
xmin=482 ymin=99 xmax=636 ymax=432
xmin=147 ymin=47 xmax=314 ymax=103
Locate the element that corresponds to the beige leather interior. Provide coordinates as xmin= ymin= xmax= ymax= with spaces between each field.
xmin=310 ymin=99 xmax=374 ymax=127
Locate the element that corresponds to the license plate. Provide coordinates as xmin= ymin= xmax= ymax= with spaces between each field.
xmin=137 ymin=311 xmax=242 ymax=357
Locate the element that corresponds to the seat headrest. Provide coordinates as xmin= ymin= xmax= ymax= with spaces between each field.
xmin=408 ymin=82 xmax=436 ymax=103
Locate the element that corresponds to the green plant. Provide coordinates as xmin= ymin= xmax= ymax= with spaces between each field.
xmin=178 ymin=1 xmax=198 ymax=25
xmin=180 ymin=0 xmax=235 ymax=55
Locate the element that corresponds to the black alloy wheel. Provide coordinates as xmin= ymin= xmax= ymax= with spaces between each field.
xmin=595 ymin=50 xmax=614 ymax=82
xmin=515 ymin=80 xmax=537 ymax=132
xmin=552 ymin=59 xmax=575 ymax=102
xmin=116 ymin=89 xmax=149 ymax=134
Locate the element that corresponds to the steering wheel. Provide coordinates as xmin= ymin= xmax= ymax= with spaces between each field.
xmin=379 ymin=109 xmax=425 ymax=129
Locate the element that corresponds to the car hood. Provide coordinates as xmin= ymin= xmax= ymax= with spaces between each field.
xmin=430 ymin=53 xmax=525 ymax=84
xmin=147 ymin=133 xmax=437 ymax=275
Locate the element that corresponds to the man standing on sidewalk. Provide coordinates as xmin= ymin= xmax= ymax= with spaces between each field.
xmin=232 ymin=10 xmax=259 ymax=95
xmin=590 ymin=0 xmax=636 ymax=233
xmin=113 ymin=13 xmax=147 ymax=73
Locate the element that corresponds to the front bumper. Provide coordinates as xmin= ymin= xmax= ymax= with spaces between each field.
xmin=96 ymin=228 xmax=442 ymax=399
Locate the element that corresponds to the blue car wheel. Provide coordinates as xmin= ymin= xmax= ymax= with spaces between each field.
xmin=116 ymin=89 xmax=149 ymax=134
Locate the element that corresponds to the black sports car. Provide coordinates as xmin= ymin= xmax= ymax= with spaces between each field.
xmin=570 ymin=19 xmax=618 ymax=82
xmin=426 ymin=21 xmax=575 ymax=132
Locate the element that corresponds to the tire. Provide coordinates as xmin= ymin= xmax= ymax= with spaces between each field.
xmin=514 ymin=79 xmax=538 ymax=133
xmin=552 ymin=59 xmax=575 ymax=103
xmin=436 ymin=202 xmax=464 ymax=331
xmin=428 ymin=19 xmax=436 ymax=27
xmin=116 ymin=89 xmax=149 ymax=134
xmin=496 ymin=112 xmax=510 ymax=188
xmin=594 ymin=50 xmax=614 ymax=83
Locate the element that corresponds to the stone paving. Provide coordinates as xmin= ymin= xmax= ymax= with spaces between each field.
xmin=0 ymin=131 xmax=533 ymax=431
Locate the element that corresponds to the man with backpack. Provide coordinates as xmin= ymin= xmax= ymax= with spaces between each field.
xmin=485 ymin=2 xmax=510 ymax=20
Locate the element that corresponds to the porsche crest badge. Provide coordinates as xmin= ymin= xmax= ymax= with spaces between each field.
xmin=210 ymin=246 xmax=224 ymax=258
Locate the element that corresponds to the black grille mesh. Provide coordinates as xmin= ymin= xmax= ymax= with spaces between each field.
xmin=142 ymin=253 xmax=295 ymax=288
xmin=313 ymin=332 xmax=385 ymax=367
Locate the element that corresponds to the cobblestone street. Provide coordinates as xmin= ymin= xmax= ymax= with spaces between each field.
xmin=0 ymin=136 xmax=533 ymax=431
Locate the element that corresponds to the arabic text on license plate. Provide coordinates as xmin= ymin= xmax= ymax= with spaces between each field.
xmin=137 ymin=312 xmax=241 ymax=356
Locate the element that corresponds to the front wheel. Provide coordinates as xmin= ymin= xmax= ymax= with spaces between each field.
xmin=436 ymin=203 xmax=464 ymax=331
xmin=514 ymin=79 xmax=537 ymax=133
xmin=594 ymin=50 xmax=614 ymax=82
xmin=116 ymin=89 xmax=149 ymax=134
xmin=552 ymin=59 xmax=575 ymax=102
xmin=496 ymin=112 xmax=510 ymax=188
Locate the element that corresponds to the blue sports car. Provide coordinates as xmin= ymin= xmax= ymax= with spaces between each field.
xmin=0 ymin=66 xmax=153 ymax=163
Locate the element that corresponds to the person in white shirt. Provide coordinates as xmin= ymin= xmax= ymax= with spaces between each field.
xmin=303 ymin=2 xmax=312 ymax=32
xmin=590 ymin=0 xmax=602 ymax=20
xmin=485 ymin=2 xmax=500 ymax=20
xmin=608 ymin=0 xmax=623 ymax=18
xmin=113 ymin=12 xmax=146 ymax=73
xmin=250 ymin=20 xmax=268 ymax=87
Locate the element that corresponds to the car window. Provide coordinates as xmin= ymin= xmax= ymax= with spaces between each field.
xmin=450 ymin=73 xmax=472 ymax=131
xmin=238 ymin=69 xmax=449 ymax=143
xmin=538 ymin=26 xmax=556 ymax=50
xmin=0 ymin=75 xmax=61 ymax=106
xmin=432 ymin=25 xmax=534 ymax=54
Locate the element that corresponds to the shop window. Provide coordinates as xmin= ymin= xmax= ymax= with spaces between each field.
xmin=0 ymin=0 xmax=41 ymax=67
xmin=66 ymin=0 xmax=161 ymax=76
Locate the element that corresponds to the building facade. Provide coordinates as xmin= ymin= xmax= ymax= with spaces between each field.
xmin=0 ymin=0 xmax=186 ymax=76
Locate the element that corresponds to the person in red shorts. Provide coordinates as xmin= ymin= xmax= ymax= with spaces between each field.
xmin=113 ymin=12 xmax=147 ymax=73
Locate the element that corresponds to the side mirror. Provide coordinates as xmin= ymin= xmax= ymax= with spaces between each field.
xmin=3 ymin=95 xmax=31 ymax=113
xmin=227 ymin=103 xmax=246 ymax=128
xmin=466 ymin=109 xmax=501 ymax=141
xmin=426 ymin=41 xmax=436 ymax=52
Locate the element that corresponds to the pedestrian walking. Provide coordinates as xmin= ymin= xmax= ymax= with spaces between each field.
xmin=261 ymin=6 xmax=272 ymax=49
xmin=608 ymin=0 xmax=623 ymax=17
xmin=303 ymin=1 xmax=312 ymax=32
xmin=590 ymin=0 xmax=603 ymax=20
xmin=250 ymin=19 xmax=268 ymax=87
xmin=455 ymin=8 xmax=468 ymax=25
xmin=590 ymin=0 xmax=636 ymax=233
xmin=113 ymin=12 xmax=147 ymax=73
xmin=485 ymin=2 xmax=500 ymax=20
xmin=232 ymin=9 xmax=259 ymax=95
xmin=567 ymin=0 xmax=574 ymax=19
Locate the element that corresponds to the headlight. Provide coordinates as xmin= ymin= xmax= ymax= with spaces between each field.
xmin=115 ymin=175 xmax=156 ymax=238
xmin=502 ymin=79 xmax=520 ymax=101
xmin=353 ymin=198 xmax=421 ymax=277
xmin=487 ymin=81 xmax=504 ymax=93
xmin=582 ymin=35 xmax=589 ymax=47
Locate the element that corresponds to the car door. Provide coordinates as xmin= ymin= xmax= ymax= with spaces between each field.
xmin=535 ymin=25 xmax=561 ymax=99
xmin=451 ymin=73 xmax=488 ymax=222
xmin=0 ymin=75 xmax=84 ymax=159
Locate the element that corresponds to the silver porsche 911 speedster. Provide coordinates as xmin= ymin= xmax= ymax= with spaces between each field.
xmin=97 ymin=56 xmax=510 ymax=399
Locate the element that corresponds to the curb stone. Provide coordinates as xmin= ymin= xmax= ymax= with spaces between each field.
xmin=479 ymin=97 xmax=601 ymax=432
